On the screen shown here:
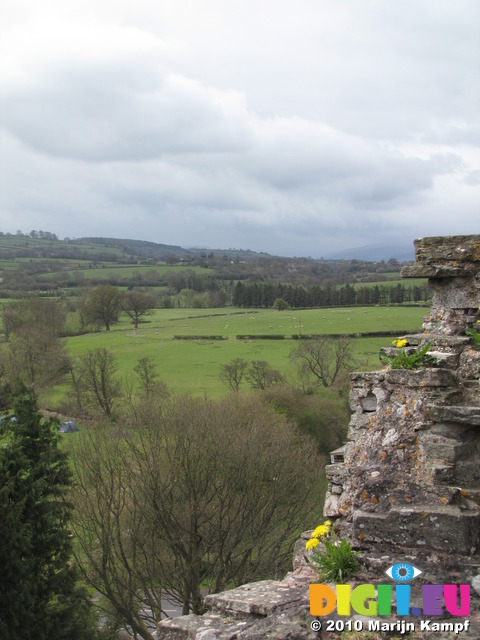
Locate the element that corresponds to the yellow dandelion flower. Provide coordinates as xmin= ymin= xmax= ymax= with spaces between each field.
xmin=305 ymin=537 xmax=320 ymax=551
xmin=392 ymin=338 xmax=407 ymax=348
xmin=312 ymin=524 xmax=330 ymax=538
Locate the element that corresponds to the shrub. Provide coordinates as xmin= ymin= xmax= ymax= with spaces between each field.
xmin=236 ymin=334 xmax=285 ymax=340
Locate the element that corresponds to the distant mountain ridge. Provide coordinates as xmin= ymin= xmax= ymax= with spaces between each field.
xmin=1 ymin=230 xmax=414 ymax=263
xmin=79 ymin=237 xmax=415 ymax=263
xmin=324 ymin=242 xmax=415 ymax=262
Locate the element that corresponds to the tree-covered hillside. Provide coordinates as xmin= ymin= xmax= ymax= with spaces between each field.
xmin=0 ymin=230 xmax=430 ymax=307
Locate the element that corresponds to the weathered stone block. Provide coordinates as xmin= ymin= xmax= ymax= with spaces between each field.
xmin=325 ymin=462 xmax=348 ymax=485
xmin=347 ymin=412 xmax=372 ymax=439
xmin=360 ymin=393 xmax=377 ymax=411
xmin=411 ymin=234 xmax=480 ymax=264
xmin=353 ymin=505 xmax=480 ymax=554
xmin=409 ymin=333 xmax=471 ymax=348
xmin=381 ymin=428 xmax=400 ymax=447
xmin=323 ymin=493 xmax=340 ymax=517
xmin=431 ymin=277 xmax=479 ymax=308
xmin=350 ymin=371 xmax=386 ymax=384
xmin=349 ymin=372 xmax=386 ymax=411
xmin=204 ymin=580 xmax=305 ymax=618
xmin=384 ymin=368 xmax=456 ymax=388
xmin=427 ymin=405 xmax=480 ymax=425
xmin=233 ymin=607 xmax=317 ymax=640
xmin=427 ymin=350 xmax=459 ymax=368
xmin=458 ymin=349 xmax=480 ymax=380
xmin=401 ymin=264 xmax=438 ymax=278
xmin=157 ymin=613 xmax=248 ymax=640
xmin=416 ymin=431 xmax=460 ymax=462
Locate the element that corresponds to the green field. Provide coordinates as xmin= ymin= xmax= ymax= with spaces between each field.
xmin=0 ymin=235 xmax=125 ymax=256
xmin=55 ymin=305 xmax=428 ymax=399
xmin=352 ymin=277 xmax=428 ymax=289
xmin=39 ymin=264 xmax=214 ymax=279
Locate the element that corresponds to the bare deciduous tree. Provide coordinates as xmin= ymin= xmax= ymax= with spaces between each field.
xmin=219 ymin=357 xmax=248 ymax=392
xmin=1 ymin=298 xmax=68 ymax=390
xmin=134 ymin=357 xmax=159 ymax=396
xmin=71 ymin=432 xmax=159 ymax=639
xmin=290 ymin=336 xmax=356 ymax=389
xmin=71 ymin=394 xmax=323 ymax=633
xmin=3 ymin=325 xmax=68 ymax=390
xmin=246 ymin=360 xmax=285 ymax=390
xmin=79 ymin=348 xmax=122 ymax=417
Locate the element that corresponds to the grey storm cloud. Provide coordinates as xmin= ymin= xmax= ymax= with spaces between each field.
xmin=0 ymin=0 xmax=479 ymax=257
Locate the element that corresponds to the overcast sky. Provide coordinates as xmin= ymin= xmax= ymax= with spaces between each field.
xmin=1 ymin=1 xmax=479 ymax=257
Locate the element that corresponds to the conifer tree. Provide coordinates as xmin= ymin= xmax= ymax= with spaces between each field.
xmin=0 ymin=384 xmax=96 ymax=640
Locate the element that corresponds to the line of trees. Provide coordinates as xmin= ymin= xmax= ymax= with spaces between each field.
xmin=232 ymin=281 xmax=431 ymax=308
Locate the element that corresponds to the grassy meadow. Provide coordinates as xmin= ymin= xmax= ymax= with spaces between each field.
xmin=50 ymin=305 xmax=429 ymax=402
xmin=40 ymin=264 xmax=214 ymax=280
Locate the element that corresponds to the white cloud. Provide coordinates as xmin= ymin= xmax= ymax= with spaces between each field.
xmin=0 ymin=0 xmax=479 ymax=256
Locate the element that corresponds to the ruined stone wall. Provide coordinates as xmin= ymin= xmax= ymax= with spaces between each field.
xmin=324 ymin=235 xmax=480 ymax=572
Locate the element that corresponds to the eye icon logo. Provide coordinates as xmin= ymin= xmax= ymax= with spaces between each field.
xmin=385 ymin=563 xmax=422 ymax=582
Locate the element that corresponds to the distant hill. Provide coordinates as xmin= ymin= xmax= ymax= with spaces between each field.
xmin=79 ymin=237 xmax=415 ymax=263
xmin=2 ymin=232 xmax=432 ymax=304
xmin=324 ymin=242 xmax=415 ymax=263
xmin=77 ymin=237 xmax=190 ymax=258
xmin=78 ymin=237 xmax=268 ymax=261
xmin=1 ymin=231 xmax=415 ymax=263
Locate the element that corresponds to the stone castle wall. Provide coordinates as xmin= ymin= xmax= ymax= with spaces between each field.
xmin=324 ymin=235 xmax=480 ymax=565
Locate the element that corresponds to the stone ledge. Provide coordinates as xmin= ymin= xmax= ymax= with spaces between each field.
xmin=157 ymin=571 xmax=319 ymax=640
xmin=204 ymin=579 xmax=306 ymax=618
xmin=401 ymin=264 xmax=478 ymax=278
xmin=427 ymin=404 xmax=480 ymax=425
xmin=353 ymin=505 xmax=480 ymax=554
xmin=349 ymin=371 xmax=385 ymax=384
xmin=350 ymin=366 xmax=458 ymax=388
xmin=384 ymin=368 xmax=456 ymax=388
xmin=412 ymin=235 xmax=480 ymax=263
xmin=325 ymin=462 xmax=348 ymax=484
xmin=401 ymin=333 xmax=471 ymax=347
